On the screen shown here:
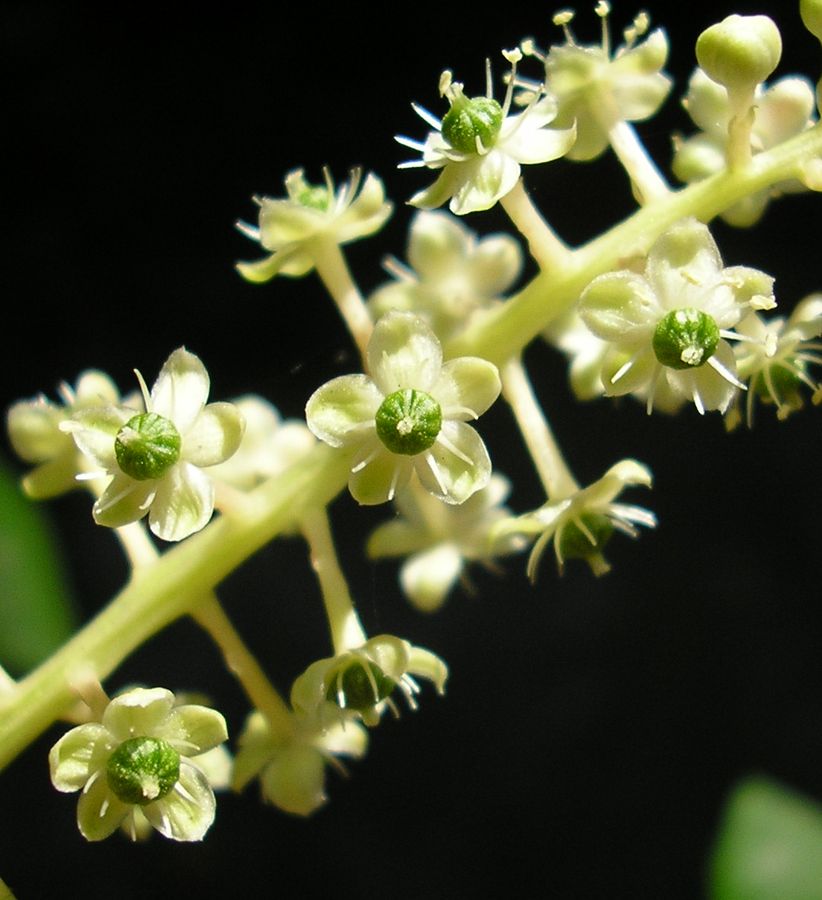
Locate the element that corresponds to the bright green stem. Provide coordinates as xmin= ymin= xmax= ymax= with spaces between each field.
xmin=501 ymin=356 xmax=578 ymax=499
xmin=0 ymin=876 xmax=17 ymax=900
xmin=308 ymin=235 xmax=374 ymax=365
xmin=499 ymin=178 xmax=572 ymax=272
xmin=0 ymin=443 xmax=350 ymax=773
xmin=192 ymin=597 xmax=295 ymax=738
xmin=447 ymin=122 xmax=822 ymax=364
xmin=300 ymin=507 xmax=367 ymax=655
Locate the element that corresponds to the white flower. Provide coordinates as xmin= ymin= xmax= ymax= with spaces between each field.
xmin=65 ymin=347 xmax=245 ymax=541
xmin=290 ymin=634 xmax=448 ymax=728
xmin=7 ymin=371 xmax=120 ymax=499
xmin=48 ymin=686 xmax=228 ymax=842
xmin=366 ymin=474 xmax=525 ymax=613
xmin=369 ymin=210 xmax=523 ymax=342
xmin=729 ymin=294 xmax=822 ymax=426
xmin=208 ymin=395 xmax=316 ymax=491
xmin=397 ymin=50 xmax=576 ymax=215
xmin=578 ymin=218 xmax=775 ymax=414
xmin=236 ymin=167 xmax=392 ymax=283
xmin=520 ymin=6 xmax=672 ymax=161
xmin=673 ymin=68 xmax=816 ymax=226
xmin=232 ymin=709 xmax=368 ymax=817
xmin=305 ymin=311 xmax=501 ymax=506
xmin=497 ymin=459 xmax=656 ymax=580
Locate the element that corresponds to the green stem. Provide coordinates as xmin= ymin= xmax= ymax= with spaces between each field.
xmin=191 ymin=598 xmax=295 ymax=738
xmin=499 ymin=178 xmax=572 ymax=272
xmin=300 ymin=507 xmax=367 ymax=655
xmin=447 ymin=122 xmax=822 ymax=364
xmin=0 ymin=875 xmax=18 ymax=900
xmin=309 ymin=235 xmax=374 ymax=365
xmin=501 ymin=356 xmax=578 ymax=498
xmin=0 ymin=443 xmax=350 ymax=773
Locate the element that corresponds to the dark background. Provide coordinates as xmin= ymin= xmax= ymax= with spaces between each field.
xmin=1 ymin=1 xmax=820 ymax=897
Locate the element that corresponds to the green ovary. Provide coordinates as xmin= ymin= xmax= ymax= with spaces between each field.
xmin=441 ymin=96 xmax=503 ymax=154
xmin=375 ymin=389 xmax=442 ymax=455
xmin=326 ymin=661 xmax=395 ymax=712
xmin=115 ymin=412 xmax=181 ymax=480
xmin=106 ymin=736 xmax=181 ymax=805
xmin=652 ymin=308 xmax=720 ymax=370
xmin=558 ymin=513 xmax=614 ymax=561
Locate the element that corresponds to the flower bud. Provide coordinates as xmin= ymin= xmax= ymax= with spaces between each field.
xmin=696 ymin=15 xmax=782 ymax=94
xmin=801 ymin=0 xmax=822 ymax=43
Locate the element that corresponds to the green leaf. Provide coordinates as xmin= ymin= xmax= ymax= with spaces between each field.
xmin=709 ymin=775 xmax=822 ymax=900
xmin=0 ymin=454 xmax=77 ymax=675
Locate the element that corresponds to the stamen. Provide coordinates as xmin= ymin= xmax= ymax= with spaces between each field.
xmin=410 ymin=103 xmax=442 ymax=131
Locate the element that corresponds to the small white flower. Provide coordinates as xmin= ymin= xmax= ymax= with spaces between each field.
xmin=369 ymin=210 xmax=523 ymax=342
xmin=65 ymin=347 xmax=245 ymax=541
xmin=290 ymin=634 xmax=448 ymax=729
xmin=208 ymin=395 xmax=316 ymax=491
xmin=236 ymin=167 xmax=392 ymax=282
xmin=520 ymin=5 xmax=672 ymax=161
xmin=232 ymin=709 xmax=368 ymax=817
xmin=7 ymin=371 xmax=120 ymax=499
xmin=48 ymin=686 xmax=228 ymax=842
xmin=367 ymin=474 xmax=525 ymax=613
xmin=305 ymin=311 xmax=501 ymax=506
xmin=729 ymin=294 xmax=822 ymax=426
xmin=673 ymin=68 xmax=816 ymax=226
xmin=578 ymin=218 xmax=775 ymax=414
xmin=497 ymin=459 xmax=656 ymax=580
xmin=397 ymin=50 xmax=576 ymax=215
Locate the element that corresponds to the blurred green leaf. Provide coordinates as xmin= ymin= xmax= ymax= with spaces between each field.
xmin=710 ymin=775 xmax=822 ymax=900
xmin=0 ymin=454 xmax=77 ymax=675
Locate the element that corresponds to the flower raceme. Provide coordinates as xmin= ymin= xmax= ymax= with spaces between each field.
xmin=305 ymin=311 xmax=501 ymax=506
xmin=64 ymin=347 xmax=245 ymax=541
xmin=397 ymin=50 xmax=576 ymax=215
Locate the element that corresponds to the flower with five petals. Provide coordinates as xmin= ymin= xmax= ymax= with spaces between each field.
xmin=305 ymin=311 xmax=501 ymax=506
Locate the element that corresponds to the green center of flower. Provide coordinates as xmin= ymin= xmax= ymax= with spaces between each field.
xmin=326 ymin=660 xmax=395 ymax=712
xmin=375 ymin=389 xmax=442 ymax=456
xmin=296 ymin=184 xmax=331 ymax=211
xmin=558 ymin=513 xmax=614 ymax=562
xmin=106 ymin=736 xmax=181 ymax=805
xmin=115 ymin=412 xmax=181 ymax=480
xmin=652 ymin=308 xmax=720 ymax=370
xmin=441 ymin=95 xmax=503 ymax=154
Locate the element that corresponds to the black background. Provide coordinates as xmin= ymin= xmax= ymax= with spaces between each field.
xmin=1 ymin=1 xmax=820 ymax=897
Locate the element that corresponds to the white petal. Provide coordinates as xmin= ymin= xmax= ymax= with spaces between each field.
xmin=49 ymin=724 xmax=112 ymax=792
xmin=148 ymin=462 xmax=214 ymax=541
xmin=349 ymin=444 xmax=412 ymax=506
xmin=92 ymin=474 xmax=155 ymax=529
xmin=433 ymin=357 xmax=500 ymax=420
xmin=150 ymin=348 xmax=210 ymax=431
xmin=367 ymin=312 xmax=442 ymax=395
xmin=143 ymin=762 xmax=216 ymax=841
xmin=400 ymin=544 xmax=463 ymax=613
xmin=183 ymin=402 xmax=245 ymax=467
xmin=77 ymin=774 xmax=130 ymax=841
xmin=305 ymin=375 xmax=382 ymax=448
xmin=416 ymin=421 xmax=491 ymax=504
xmin=103 ymin=687 xmax=176 ymax=741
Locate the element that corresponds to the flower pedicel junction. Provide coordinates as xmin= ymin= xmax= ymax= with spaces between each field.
xmin=3 ymin=0 xmax=822 ymax=883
